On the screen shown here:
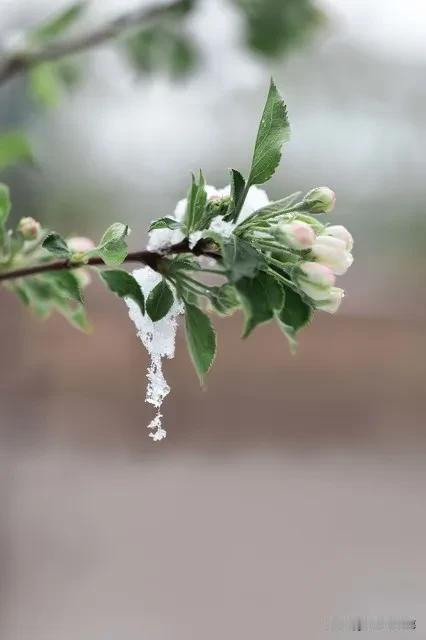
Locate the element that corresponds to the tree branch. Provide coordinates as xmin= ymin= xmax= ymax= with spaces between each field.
xmin=0 ymin=0 xmax=191 ymax=86
xmin=0 ymin=238 xmax=219 ymax=283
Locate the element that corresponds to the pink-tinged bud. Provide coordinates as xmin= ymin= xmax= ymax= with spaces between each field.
xmin=311 ymin=235 xmax=353 ymax=275
xmin=316 ymin=287 xmax=344 ymax=314
xmin=324 ymin=225 xmax=353 ymax=251
xmin=303 ymin=187 xmax=336 ymax=213
xmin=276 ymin=220 xmax=316 ymax=250
xmin=67 ymin=236 xmax=95 ymax=253
xmin=17 ymin=217 xmax=40 ymax=240
xmin=296 ymin=261 xmax=335 ymax=300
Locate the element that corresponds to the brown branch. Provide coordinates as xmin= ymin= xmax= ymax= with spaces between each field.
xmin=0 ymin=238 xmax=219 ymax=283
xmin=0 ymin=0 xmax=192 ymax=86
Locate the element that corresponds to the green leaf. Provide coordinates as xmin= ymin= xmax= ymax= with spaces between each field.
xmin=8 ymin=281 xmax=31 ymax=306
xmin=99 ymin=222 xmax=128 ymax=246
xmin=100 ymin=269 xmax=145 ymax=315
xmin=47 ymin=271 xmax=83 ymax=303
xmin=222 ymin=235 xmax=263 ymax=282
xmin=236 ymin=271 xmax=283 ymax=337
xmin=10 ymin=274 xmax=90 ymax=331
xmin=184 ymin=301 xmax=216 ymax=381
xmin=17 ymin=278 xmax=53 ymax=317
xmin=192 ymin=172 xmax=208 ymax=231
xmin=98 ymin=222 xmax=129 ymax=266
xmin=0 ymin=132 xmax=34 ymax=171
xmin=263 ymin=272 xmax=285 ymax=310
xmin=146 ymin=279 xmax=174 ymax=321
xmin=0 ymin=183 xmax=11 ymax=225
xmin=42 ymin=233 xmax=71 ymax=258
xmin=237 ymin=0 xmax=323 ymax=58
xmin=29 ymin=63 xmax=62 ymax=108
xmin=123 ymin=24 xmax=196 ymax=79
xmin=33 ymin=2 xmax=86 ymax=41
xmin=184 ymin=174 xmax=197 ymax=229
xmin=149 ymin=217 xmax=181 ymax=231
xmin=247 ymin=78 xmax=290 ymax=186
xmin=276 ymin=286 xmax=312 ymax=352
xmin=62 ymin=304 xmax=92 ymax=333
xmin=210 ymin=283 xmax=240 ymax=316
xmin=224 ymin=168 xmax=246 ymax=222
xmin=184 ymin=171 xmax=207 ymax=232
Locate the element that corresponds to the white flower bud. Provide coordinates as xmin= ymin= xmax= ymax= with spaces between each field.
xmin=311 ymin=235 xmax=353 ymax=275
xmin=296 ymin=261 xmax=335 ymax=300
xmin=67 ymin=236 xmax=95 ymax=253
xmin=324 ymin=225 xmax=353 ymax=251
xmin=303 ymin=187 xmax=336 ymax=213
xmin=275 ymin=220 xmax=316 ymax=250
xmin=315 ymin=287 xmax=345 ymax=314
xmin=17 ymin=217 xmax=41 ymax=240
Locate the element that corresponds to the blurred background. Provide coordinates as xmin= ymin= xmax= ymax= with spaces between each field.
xmin=0 ymin=0 xmax=425 ymax=637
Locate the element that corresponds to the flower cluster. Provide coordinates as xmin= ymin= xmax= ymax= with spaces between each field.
xmin=148 ymin=182 xmax=353 ymax=318
xmin=274 ymin=215 xmax=353 ymax=314
xmin=238 ymin=186 xmax=354 ymax=315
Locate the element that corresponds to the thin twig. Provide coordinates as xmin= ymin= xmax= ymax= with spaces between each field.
xmin=0 ymin=0 xmax=191 ymax=86
xmin=0 ymin=237 xmax=219 ymax=282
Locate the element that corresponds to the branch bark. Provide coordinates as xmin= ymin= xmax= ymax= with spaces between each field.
xmin=0 ymin=0 xmax=191 ymax=86
xmin=0 ymin=238 xmax=219 ymax=283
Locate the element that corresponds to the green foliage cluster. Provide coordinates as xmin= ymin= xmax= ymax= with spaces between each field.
xmin=0 ymin=80 xmax=344 ymax=385
xmin=233 ymin=0 xmax=324 ymax=57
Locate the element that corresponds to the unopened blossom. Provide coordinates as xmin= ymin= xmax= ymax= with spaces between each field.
xmin=67 ymin=236 xmax=95 ymax=253
xmin=303 ymin=187 xmax=336 ymax=214
xmin=17 ymin=217 xmax=40 ymax=240
xmin=315 ymin=287 xmax=345 ymax=314
xmin=311 ymin=235 xmax=353 ymax=275
xmin=275 ymin=220 xmax=315 ymax=250
xmin=324 ymin=225 xmax=353 ymax=251
xmin=296 ymin=261 xmax=335 ymax=300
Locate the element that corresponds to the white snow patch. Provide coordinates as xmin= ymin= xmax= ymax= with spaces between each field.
xmin=189 ymin=230 xmax=203 ymax=248
xmin=209 ymin=217 xmax=235 ymax=238
xmin=147 ymin=184 xmax=270 ymax=253
xmin=125 ymin=267 xmax=184 ymax=441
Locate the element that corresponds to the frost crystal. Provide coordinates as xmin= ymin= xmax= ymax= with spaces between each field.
xmin=125 ymin=267 xmax=184 ymax=441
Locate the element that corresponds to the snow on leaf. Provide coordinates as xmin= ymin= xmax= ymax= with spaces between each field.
xmin=125 ymin=266 xmax=184 ymax=441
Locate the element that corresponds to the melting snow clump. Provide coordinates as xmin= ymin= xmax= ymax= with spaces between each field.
xmin=125 ymin=267 xmax=184 ymax=441
xmin=129 ymin=185 xmax=270 ymax=441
